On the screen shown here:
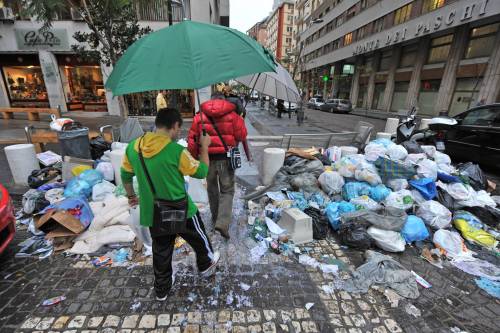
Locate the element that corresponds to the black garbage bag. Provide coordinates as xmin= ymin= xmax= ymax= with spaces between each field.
xmin=28 ymin=167 xmax=61 ymax=189
xmin=341 ymin=207 xmax=407 ymax=231
xmin=402 ymin=140 xmax=424 ymax=154
xmin=304 ymin=207 xmax=329 ymax=240
xmin=22 ymin=189 xmax=50 ymax=214
xmin=436 ymin=187 xmax=462 ymax=211
xmin=458 ymin=162 xmax=487 ymax=191
xmin=90 ymin=136 xmax=111 ymax=160
xmin=464 ymin=206 xmax=500 ymax=229
xmin=338 ymin=219 xmax=373 ymax=250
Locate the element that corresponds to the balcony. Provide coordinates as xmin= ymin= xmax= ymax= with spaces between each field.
xmin=134 ymin=0 xmax=189 ymax=22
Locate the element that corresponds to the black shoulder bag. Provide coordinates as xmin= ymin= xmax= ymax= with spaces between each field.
xmin=207 ymin=116 xmax=242 ymax=170
xmin=138 ymin=136 xmax=188 ymax=235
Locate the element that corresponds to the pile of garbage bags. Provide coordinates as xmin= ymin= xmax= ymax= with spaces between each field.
xmin=251 ymin=138 xmax=499 ymax=257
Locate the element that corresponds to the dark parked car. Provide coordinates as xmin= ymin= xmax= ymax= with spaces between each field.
xmin=0 ymin=184 xmax=15 ymax=255
xmin=428 ymin=104 xmax=500 ymax=170
xmin=320 ymin=99 xmax=352 ymax=113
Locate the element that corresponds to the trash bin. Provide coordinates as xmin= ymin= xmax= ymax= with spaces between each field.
xmin=58 ymin=123 xmax=91 ymax=159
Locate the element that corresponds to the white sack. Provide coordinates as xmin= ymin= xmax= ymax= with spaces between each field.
xmin=367 ymin=227 xmax=406 ymax=252
xmin=417 ymin=200 xmax=451 ymax=229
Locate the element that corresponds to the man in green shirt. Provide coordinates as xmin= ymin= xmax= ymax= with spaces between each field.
xmin=121 ymin=108 xmax=219 ymax=301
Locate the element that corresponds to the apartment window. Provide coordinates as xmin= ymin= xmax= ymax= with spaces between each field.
xmin=357 ymin=25 xmax=368 ymax=40
xmin=427 ymin=34 xmax=453 ymax=63
xmin=465 ymin=23 xmax=500 ymax=59
xmin=346 ymin=5 xmax=357 ymax=20
xmin=422 ymin=0 xmax=445 ymax=13
xmin=287 ymin=26 xmax=293 ymax=32
xmin=373 ymin=17 xmax=384 ymax=33
xmin=286 ymin=38 xmax=292 ymax=44
xmin=336 ymin=13 xmax=345 ymax=27
xmin=394 ymin=3 xmax=412 ymax=25
xmin=288 ymin=15 xmax=293 ymax=22
xmin=326 ymin=22 xmax=334 ymax=33
xmin=400 ymin=44 xmax=418 ymax=67
xmin=344 ymin=32 xmax=353 ymax=46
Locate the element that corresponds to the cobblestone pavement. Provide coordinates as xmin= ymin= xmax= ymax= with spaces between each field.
xmin=2 ymin=186 xmax=499 ymax=333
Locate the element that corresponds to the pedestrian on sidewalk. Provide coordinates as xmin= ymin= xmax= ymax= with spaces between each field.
xmin=187 ymin=99 xmax=248 ymax=240
xmin=277 ymin=99 xmax=285 ymax=118
xmin=156 ymin=90 xmax=168 ymax=111
xmin=121 ymin=108 xmax=220 ymax=301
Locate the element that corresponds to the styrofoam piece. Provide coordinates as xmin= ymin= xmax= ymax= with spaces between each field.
xmin=262 ymin=148 xmax=286 ymax=186
xmin=110 ymin=149 xmax=126 ymax=186
xmin=4 ymin=144 xmax=39 ymax=185
xmin=376 ymin=132 xmax=392 ymax=140
xmin=419 ymin=118 xmax=432 ymax=130
xmin=278 ymin=208 xmax=313 ymax=245
xmin=340 ymin=146 xmax=358 ymax=157
xmin=385 ymin=118 xmax=399 ymax=134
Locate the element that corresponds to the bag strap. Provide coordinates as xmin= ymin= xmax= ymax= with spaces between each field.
xmin=207 ymin=115 xmax=229 ymax=152
xmin=138 ymin=135 xmax=158 ymax=197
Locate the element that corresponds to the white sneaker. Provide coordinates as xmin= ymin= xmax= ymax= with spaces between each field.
xmin=200 ymin=251 xmax=220 ymax=278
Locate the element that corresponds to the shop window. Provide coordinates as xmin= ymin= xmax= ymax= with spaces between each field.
xmin=465 ymin=23 xmax=500 ymax=59
xmin=400 ymin=44 xmax=418 ymax=68
xmin=379 ymin=51 xmax=393 ymax=71
xmin=427 ymin=34 xmax=453 ymax=63
xmin=2 ymin=66 xmax=49 ymax=107
xmin=418 ymin=79 xmax=441 ymax=115
xmin=422 ymin=0 xmax=445 ymax=14
xmin=344 ymin=32 xmax=353 ymax=46
xmin=60 ymin=65 xmax=107 ymax=111
xmin=391 ymin=81 xmax=410 ymax=112
xmin=449 ymin=78 xmax=481 ymax=116
xmin=394 ymin=3 xmax=412 ymax=25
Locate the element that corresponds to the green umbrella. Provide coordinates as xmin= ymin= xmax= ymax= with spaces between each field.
xmin=105 ymin=20 xmax=277 ymax=95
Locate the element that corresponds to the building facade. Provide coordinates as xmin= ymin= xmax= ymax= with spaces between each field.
xmin=298 ymin=0 xmax=500 ymax=116
xmin=265 ymin=1 xmax=296 ymax=72
xmin=247 ymin=19 xmax=268 ymax=46
xmin=0 ymin=0 xmax=228 ymax=116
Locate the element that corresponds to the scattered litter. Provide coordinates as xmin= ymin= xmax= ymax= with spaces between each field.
xmin=321 ymin=284 xmax=335 ymax=294
xmin=475 ymin=277 xmax=500 ymax=299
xmin=412 ymin=271 xmax=432 ymax=289
xmin=421 ymin=247 xmax=443 ymax=269
xmin=3 ymin=272 xmax=15 ymax=280
xmin=42 ymin=295 xmax=66 ymax=306
xmin=130 ymin=301 xmax=141 ymax=311
xmin=384 ymin=289 xmax=403 ymax=307
xmin=305 ymin=303 xmax=315 ymax=310
xmin=405 ymin=303 xmax=421 ymax=317
xmin=187 ymin=292 xmax=198 ymax=302
xmin=240 ymin=283 xmax=251 ymax=291
xmin=446 ymin=298 xmax=453 ymax=305
xmin=92 ymin=256 xmax=113 ymax=267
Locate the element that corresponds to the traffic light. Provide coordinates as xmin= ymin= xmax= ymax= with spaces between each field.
xmin=322 ymin=75 xmax=329 ymax=82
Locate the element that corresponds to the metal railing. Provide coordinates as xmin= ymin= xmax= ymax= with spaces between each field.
xmin=134 ymin=0 xmax=188 ymax=21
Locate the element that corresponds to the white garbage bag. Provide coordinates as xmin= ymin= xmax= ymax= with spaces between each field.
xmin=417 ymin=200 xmax=452 ymax=229
xmin=387 ymin=179 xmax=409 ymax=191
xmin=458 ymin=189 xmax=497 ymax=208
xmin=96 ymin=162 xmax=114 ymax=181
xmin=49 ymin=114 xmax=73 ymax=131
xmin=410 ymin=189 xmax=427 ymax=205
xmin=70 ymin=225 xmax=136 ymax=254
xmin=364 ymin=143 xmax=387 ymax=162
xmin=350 ymin=195 xmax=380 ymax=210
xmin=437 ymin=163 xmax=456 ymax=174
xmin=354 ymin=162 xmax=382 ymax=185
xmin=405 ymin=153 xmax=427 ymax=166
xmin=433 ymin=229 xmax=469 ymax=258
xmin=438 ymin=182 xmax=470 ymax=201
xmin=325 ymin=146 xmax=343 ymax=163
xmin=367 ymin=227 xmax=406 ymax=252
xmin=421 ymin=145 xmax=436 ymax=158
xmin=188 ymin=177 xmax=209 ymax=204
xmin=384 ymin=189 xmax=414 ymax=210
xmin=416 ymin=159 xmax=438 ymax=181
xmin=92 ymin=180 xmax=116 ymax=202
xmin=434 ymin=151 xmax=451 ymax=165
xmin=387 ymin=145 xmax=408 ymax=161
xmin=126 ymin=206 xmax=152 ymax=249
xmin=318 ymin=171 xmax=345 ymax=195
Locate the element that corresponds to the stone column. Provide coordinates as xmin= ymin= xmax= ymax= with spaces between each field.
xmin=0 ymin=71 xmax=10 ymax=107
xmin=406 ymin=37 xmax=430 ymax=109
xmin=331 ymin=62 xmax=342 ymax=98
xmin=350 ymin=57 xmax=363 ymax=107
xmin=434 ymin=26 xmax=469 ymax=115
xmin=366 ymin=52 xmax=381 ymax=110
xmin=477 ymin=28 xmax=500 ymax=104
xmin=381 ymin=46 xmax=402 ymax=112
xmin=100 ymin=63 xmax=122 ymax=116
xmin=38 ymin=51 xmax=67 ymax=112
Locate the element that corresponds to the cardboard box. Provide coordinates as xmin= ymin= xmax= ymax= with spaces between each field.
xmin=35 ymin=210 xmax=85 ymax=238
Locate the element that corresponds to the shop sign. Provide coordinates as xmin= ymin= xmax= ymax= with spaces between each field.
xmin=353 ymin=0 xmax=489 ymax=55
xmin=15 ymin=29 xmax=69 ymax=51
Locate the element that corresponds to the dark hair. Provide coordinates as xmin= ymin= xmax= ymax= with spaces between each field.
xmin=155 ymin=108 xmax=183 ymax=129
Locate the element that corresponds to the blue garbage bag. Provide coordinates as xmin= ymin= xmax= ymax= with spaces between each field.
xmin=64 ymin=178 xmax=92 ymax=198
xmin=369 ymin=184 xmax=392 ymax=202
xmin=309 ymin=192 xmax=327 ymax=208
xmin=79 ymin=169 xmax=104 ymax=187
xmin=437 ymin=171 xmax=461 ymax=183
xmin=342 ymin=181 xmax=371 ymax=201
xmin=287 ymin=191 xmax=308 ymax=211
xmin=371 ymin=138 xmax=394 ymax=148
xmin=39 ymin=197 xmax=94 ymax=229
xmin=325 ymin=201 xmax=357 ymax=230
xmin=401 ymin=215 xmax=429 ymax=243
xmin=409 ymin=178 xmax=437 ymax=200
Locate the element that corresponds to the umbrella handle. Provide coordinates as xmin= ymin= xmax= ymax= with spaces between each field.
xmin=196 ymin=89 xmax=207 ymax=135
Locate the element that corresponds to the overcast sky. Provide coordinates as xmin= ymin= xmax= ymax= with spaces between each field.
xmin=230 ymin=0 xmax=273 ymax=33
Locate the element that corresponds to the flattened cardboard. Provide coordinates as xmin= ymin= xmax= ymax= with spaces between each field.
xmin=36 ymin=210 xmax=85 ymax=238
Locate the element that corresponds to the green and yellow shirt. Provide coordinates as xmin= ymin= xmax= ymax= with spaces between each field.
xmin=121 ymin=132 xmax=208 ymax=227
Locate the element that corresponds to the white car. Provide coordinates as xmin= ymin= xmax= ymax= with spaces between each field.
xmin=307 ymin=97 xmax=324 ymax=109
xmin=271 ymin=98 xmax=297 ymax=110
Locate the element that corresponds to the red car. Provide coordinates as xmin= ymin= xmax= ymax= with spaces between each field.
xmin=0 ymin=184 xmax=15 ymax=254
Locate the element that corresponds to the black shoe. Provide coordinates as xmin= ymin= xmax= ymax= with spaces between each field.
xmin=215 ymin=227 xmax=230 ymax=240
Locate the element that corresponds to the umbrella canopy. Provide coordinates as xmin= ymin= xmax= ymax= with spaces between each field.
xmin=105 ymin=20 xmax=277 ymax=95
xmin=236 ymin=62 xmax=300 ymax=103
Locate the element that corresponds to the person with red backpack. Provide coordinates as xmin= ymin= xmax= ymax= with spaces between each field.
xmin=187 ymin=98 xmax=248 ymax=239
